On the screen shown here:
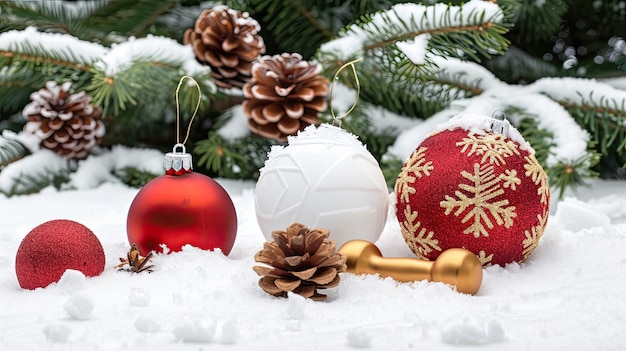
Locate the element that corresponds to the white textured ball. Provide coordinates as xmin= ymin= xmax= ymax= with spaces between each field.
xmin=255 ymin=124 xmax=389 ymax=247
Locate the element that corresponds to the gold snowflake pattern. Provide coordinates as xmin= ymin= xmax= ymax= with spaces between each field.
xmin=457 ymin=134 xmax=520 ymax=166
xmin=524 ymin=155 xmax=550 ymax=204
xmin=440 ymin=163 xmax=517 ymax=238
xmin=522 ymin=211 xmax=548 ymax=261
xmin=500 ymin=169 xmax=521 ymax=190
xmin=394 ymin=146 xmax=434 ymax=204
xmin=476 ymin=250 xmax=494 ymax=266
xmin=400 ymin=204 xmax=441 ymax=259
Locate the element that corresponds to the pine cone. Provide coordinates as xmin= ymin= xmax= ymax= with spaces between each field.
xmin=184 ymin=5 xmax=265 ymax=89
xmin=22 ymin=81 xmax=105 ymax=159
xmin=253 ymin=223 xmax=347 ymax=301
xmin=243 ymin=53 xmax=329 ymax=142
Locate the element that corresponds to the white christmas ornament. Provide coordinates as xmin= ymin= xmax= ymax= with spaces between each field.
xmin=255 ymin=124 xmax=389 ymax=247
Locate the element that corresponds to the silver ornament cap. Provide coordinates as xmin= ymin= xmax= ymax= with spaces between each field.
xmin=488 ymin=111 xmax=511 ymax=137
xmin=164 ymin=143 xmax=192 ymax=175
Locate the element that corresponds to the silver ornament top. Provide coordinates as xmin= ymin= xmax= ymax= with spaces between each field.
xmin=489 ymin=111 xmax=511 ymax=137
xmin=164 ymin=143 xmax=192 ymax=175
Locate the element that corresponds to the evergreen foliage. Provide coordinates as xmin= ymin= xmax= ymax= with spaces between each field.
xmin=0 ymin=0 xmax=625 ymax=196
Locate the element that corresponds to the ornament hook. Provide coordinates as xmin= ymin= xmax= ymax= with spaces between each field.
xmin=175 ymin=75 xmax=202 ymax=146
xmin=172 ymin=143 xmax=186 ymax=154
xmin=329 ymin=58 xmax=363 ymax=128
xmin=164 ymin=77 xmax=201 ymax=176
xmin=489 ymin=110 xmax=510 ymax=137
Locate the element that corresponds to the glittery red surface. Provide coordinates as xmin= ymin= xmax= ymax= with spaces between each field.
xmin=127 ymin=172 xmax=238 ymax=256
xmin=15 ymin=219 xmax=105 ymax=290
xmin=394 ymin=128 xmax=550 ymax=266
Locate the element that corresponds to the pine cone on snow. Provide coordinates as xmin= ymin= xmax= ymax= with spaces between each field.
xmin=184 ymin=5 xmax=265 ymax=89
xmin=253 ymin=223 xmax=347 ymax=301
xmin=22 ymin=81 xmax=105 ymax=159
xmin=243 ymin=53 xmax=329 ymax=142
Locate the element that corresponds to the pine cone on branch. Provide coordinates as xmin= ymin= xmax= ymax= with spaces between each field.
xmin=243 ymin=53 xmax=329 ymax=142
xmin=184 ymin=5 xmax=265 ymax=89
xmin=22 ymin=81 xmax=105 ymax=159
xmin=253 ymin=223 xmax=347 ymax=301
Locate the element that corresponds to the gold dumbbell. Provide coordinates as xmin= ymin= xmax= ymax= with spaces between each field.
xmin=338 ymin=240 xmax=483 ymax=295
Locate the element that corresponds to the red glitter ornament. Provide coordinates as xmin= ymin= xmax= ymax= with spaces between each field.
xmin=15 ymin=219 xmax=105 ymax=290
xmin=394 ymin=114 xmax=550 ymax=266
xmin=126 ymin=144 xmax=238 ymax=256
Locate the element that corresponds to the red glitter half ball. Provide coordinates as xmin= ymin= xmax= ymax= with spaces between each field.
xmin=15 ymin=219 xmax=106 ymax=290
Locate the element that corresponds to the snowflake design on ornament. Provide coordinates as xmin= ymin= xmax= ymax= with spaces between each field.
xmin=524 ymin=155 xmax=550 ymax=204
xmin=457 ymin=134 xmax=520 ymax=166
xmin=476 ymin=250 xmax=494 ymax=266
xmin=522 ymin=211 xmax=548 ymax=260
xmin=400 ymin=204 xmax=441 ymax=259
xmin=440 ymin=163 xmax=517 ymax=238
xmin=394 ymin=147 xmax=434 ymax=203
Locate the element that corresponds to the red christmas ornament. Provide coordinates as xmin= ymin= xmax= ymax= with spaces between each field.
xmin=15 ymin=219 xmax=105 ymax=290
xmin=126 ymin=144 xmax=238 ymax=256
xmin=394 ymin=114 xmax=550 ymax=266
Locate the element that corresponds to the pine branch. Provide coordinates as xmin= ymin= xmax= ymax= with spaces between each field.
xmin=483 ymin=45 xmax=560 ymax=84
xmin=548 ymin=153 xmax=601 ymax=199
xmin=0 ymin=134 xmax=29 ymax=168
xmin=225 ymin=0 xmax=408 ymax=57
xmin=318 ymin=2 xmax=510 ymax=62
xmin=0 ymin=167 xmax=71 ymax=197
xmin=194 ymin=132 xmax=275 ymax=179
xmin=530 ymin=78 xmax=626 ymax=169
xmin=114 ymin=166 xmax=158 ymax=188
xmin=0 ymin=50 xmax=92 ymax=72
xmin=509 ymin=0 xmax=568 ymax=44
xmin=87 ymin=0 xmax=179 ymax=38
xmin=0 ymin=0 xmax=114 ymax=44
xmin=88 ymin=62 xmax=212 ymax=125
xmin=0 ymin=71 xmax=43 ymax=115
xmin=316 ymin=2 xmax=511 ymax=120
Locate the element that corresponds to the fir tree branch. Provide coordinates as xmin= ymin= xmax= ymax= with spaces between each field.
xmin=319 ymin=1 xmax=510 ymax=63
xmin=0 ymin=135 xmax=29 ymax=168
xmin=85 ymin=0 xmax=179 ymax=39
xmin=0 ymin=167 xmax=71 ymax=197
xmin=363 ymin=22 xmax=498 ymax=52
xmin=194 ymin=131 xmax=275 ymax=179
xmin=0 ymin=50 xmax=92 ymax=71
xmin=0 ymin=0 xmax=112 ymax=44
xmin=509 ymin=0 xmax=568 ymax=44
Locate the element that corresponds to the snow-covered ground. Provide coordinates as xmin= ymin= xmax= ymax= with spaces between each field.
xmin=0 ymin=175 xmax=625 ymax=351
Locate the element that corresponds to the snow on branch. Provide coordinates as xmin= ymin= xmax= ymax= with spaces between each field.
xmin=528 ymin=77 xmax=626 ymax=113
xmin=431 ymin=55 xmax=506 ymax=92
xmin=96 ymin=35 xmax=210 ymax=77
xmin=319 ymin=0 xmax=505 ymax=61
xmin=0 ymin=27 xmax=211 ymax=79
xmin=386 ymin=56 xmax=592 ymax=167
xmin=0 ymin=27 xmax=107 ymax=67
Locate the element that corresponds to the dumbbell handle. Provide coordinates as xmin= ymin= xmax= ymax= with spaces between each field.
xmin=339 ymin=240 xmax=483 ymax=295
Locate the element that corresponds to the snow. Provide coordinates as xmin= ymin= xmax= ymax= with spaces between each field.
xmin=319 ymin=0 xmax=504 ymax=60
xmin=98 ymin=35 xmax=211 ymax=79
xmin=440 ymin=316 xmax=506 ymax=345
xmin=172 ymin=315 xmax=216 ymax=343
xmin=0 ymin=149 xmax=625 ymax=350
xmin=57 ymin=269 xmax=87 ymax=294
xmin=434 ymin=113 xmax=533 ymax=153
xmin=0 ymin=27 xmax=107 ymax=65
xmin=216 ymin=105 xmax=251 ymax=140
xmin=396 ymin=34 xmax=431 ymax=65
xmin=63 ymin=293 xmax=95 ymax=320
xmin=0 ymin=27 xmax=212 ymax=82
xmin=385 ymin=57 xmax=597 ymax=167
